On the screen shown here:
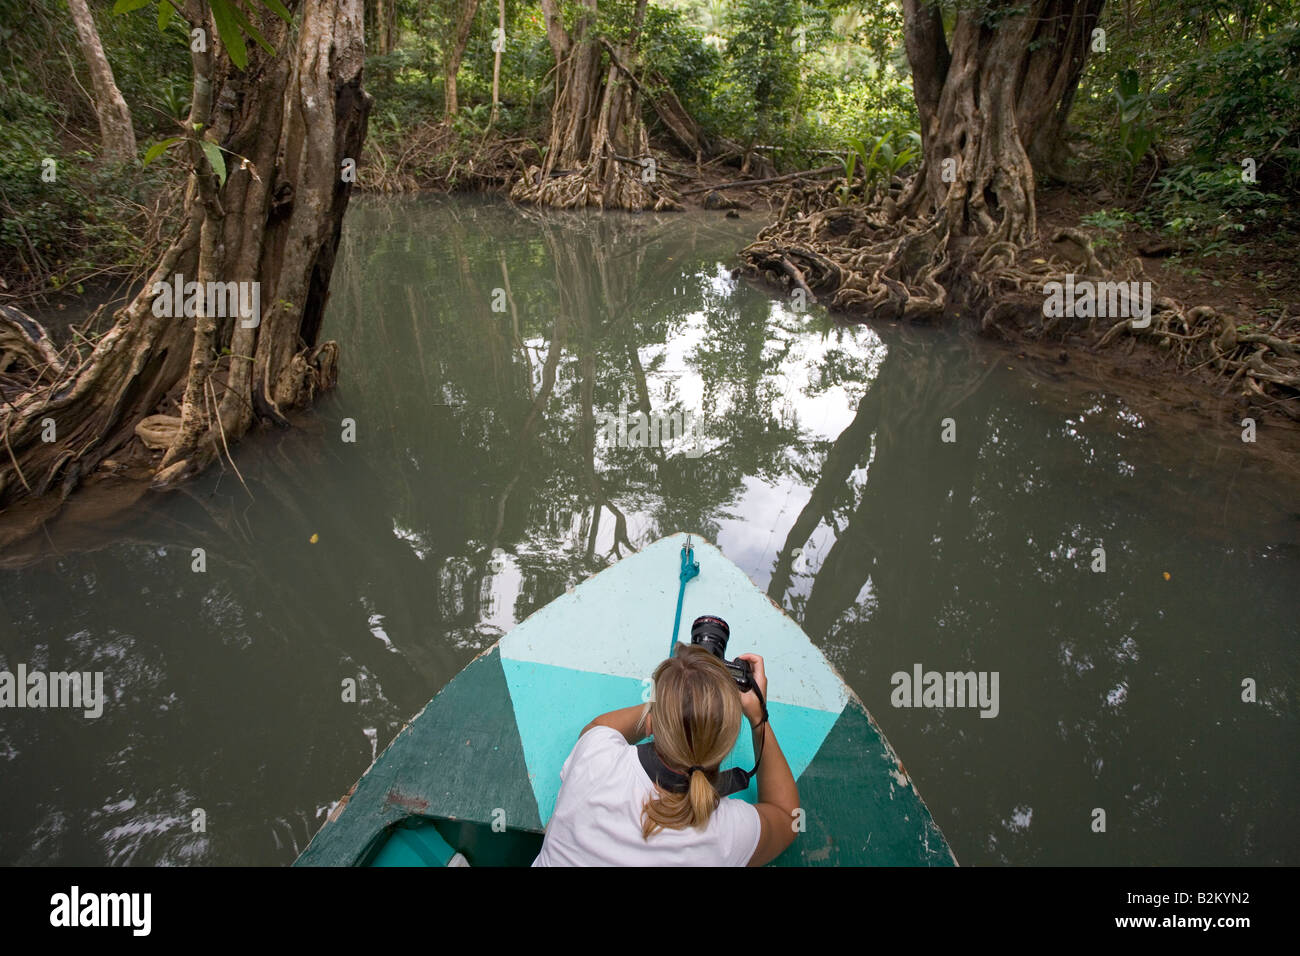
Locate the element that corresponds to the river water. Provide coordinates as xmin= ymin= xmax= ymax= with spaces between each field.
xmin=1 ymin=196 xmax=1296 ymax=865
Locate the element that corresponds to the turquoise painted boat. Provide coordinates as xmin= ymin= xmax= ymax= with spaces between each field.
xmin=295 ymin=533 xmax=956 ymax=866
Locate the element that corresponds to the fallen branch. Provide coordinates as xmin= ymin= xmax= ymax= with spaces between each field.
xmin=680 ymin=165 xmax=840 ymax=196
xmin=775 ymin=256 xmax=815 ymax=303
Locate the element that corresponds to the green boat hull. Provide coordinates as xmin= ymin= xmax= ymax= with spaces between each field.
xmin=296 ymin=534 xmax=956 ymax=866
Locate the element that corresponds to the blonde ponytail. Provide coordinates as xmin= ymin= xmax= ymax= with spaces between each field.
xmin=641 ymin=646 xmax=742 ymax=839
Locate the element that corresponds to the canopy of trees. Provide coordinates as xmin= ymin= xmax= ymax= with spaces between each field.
xmin=0 ymin=0 xmax=1296 ymax=533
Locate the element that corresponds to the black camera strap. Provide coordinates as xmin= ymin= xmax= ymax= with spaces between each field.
xmin=637 ymin=742 xmax=755 ymax=798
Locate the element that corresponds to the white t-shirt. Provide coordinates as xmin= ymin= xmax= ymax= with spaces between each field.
xmin=532 ymin=725 xmax=762 ymax=867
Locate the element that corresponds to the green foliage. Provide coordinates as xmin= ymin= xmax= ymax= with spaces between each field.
xmin=142 ymin=136 xmax=183 ymax=165
xmin=0 ymin=0 xmax=197 ymax=293
xmin=113 ymin=0 xmax=293 ymax=70
xmin=636 ymin=0 xmax=915 ymax=159
xmin=641 ymin=4 xmax=722 ymax=129
xmin=1112 ymin=68 xmax=1166 ymax=174
xmin=344 ymin=0 xmax=917 ymax=178
xmin=1079 ymin=167 xmax=1287 ymax=258
xmin=715 ymin=0 xmax=823 ymax=145
xmin=0 ymin=0 xmax=190 ymax=140
xmin=11 ymin=0 xmax=1296 ymax=296
xmin=363 ymin=48 xmax=443 ymax=121
xmin=1078 ymin=207 xmax=1153 ymax=250
xmin=0 ymin=81 xmax=176 ymax=292
xmin=1069 ymin=0 xmax=1298 ymax=255
xmin=837 ymin=125 xmax=920 ymax=204
xmin=453 ymin=102 xmax=493 ymax=136
xmin=157 ymin=76 xmax=192 ymax=122
xmin=1148 ymin=164 xmax=1285 ymax=250
xmin=200 ymin=140 xmax=227 ymax=185
xmin=1176 ymin=23 xmax=1300 ymax=190
xmin=365 ymin=0 xmax=554 ymax=142
xmin=1080 ymin=208 xmax=1140 ymax=233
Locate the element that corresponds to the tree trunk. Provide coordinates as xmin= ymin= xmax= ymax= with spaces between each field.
xmin=742 ymin=0 xmax=1105 ymax=322
xmin=537 ymin=0 xmax=600 ymax=170
xmin=512 ymin=0 xmax=679 ymax=210
xmin=899 ymin=0 xmax=1105 ymax=243
xmin=375 ymin=0 xmax=391 ymax=53
xmin=490 ymin=0 xmax=504 ymax=123
xmin=384 ymin=0 xmax=397 ymax=51
xmin=444 ymin=0 xmax=481 ymax=118
xmin=66 ymin=0 xmax=136 ymax=164
xmin=0 ymin=0 xmax=370 ymax=536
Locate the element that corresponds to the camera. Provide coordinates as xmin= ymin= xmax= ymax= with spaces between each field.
xmin=689 ymin=615 xmax=754 ymax=692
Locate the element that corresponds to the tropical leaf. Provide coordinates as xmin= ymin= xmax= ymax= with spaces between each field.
xmin=226 ymin=1 xmax=276 ymax=57
xmin=261 ymin=0 xmax=293 ymax=22
xmin=201 ymin=140 xmax=227 ymax=186
xmin=142 ymin=136 xmax=183 ymax=165
xmin=210 ymin=0 xmax=248 ymax=69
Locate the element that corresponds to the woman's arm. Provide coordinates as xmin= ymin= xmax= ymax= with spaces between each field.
xmin=735 ymin=654 xmax=800 ymax=866
xmin=746 ymin=721 xmax=799 ymax=866
xmin=581 ymin=704 xmax=652 ymax=744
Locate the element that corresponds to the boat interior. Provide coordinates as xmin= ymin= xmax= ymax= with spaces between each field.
xmin=366 ymin=817 xmax=545 ymax=867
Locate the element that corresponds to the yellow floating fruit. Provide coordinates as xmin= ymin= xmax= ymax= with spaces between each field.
xmin=1162 ymin=571 xmax=1171 ymax=580
xmin=310 ymin=533 xmax=319 ymax=544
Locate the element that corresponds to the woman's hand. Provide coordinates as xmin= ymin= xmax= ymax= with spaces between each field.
xmin=736 ymin=653 xmax=768 ymax=726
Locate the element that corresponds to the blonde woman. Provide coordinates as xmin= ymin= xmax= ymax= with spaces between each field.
xmin=533 ymin=645 xmax=799 ymax=866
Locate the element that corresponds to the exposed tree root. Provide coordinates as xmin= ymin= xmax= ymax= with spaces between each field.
xmin=743 ymin=203 xmax=953 ymax=321
xmin=740 ymin=197 xmax=1300 ymax=422
xmin=510 ymin=160 xmax=682 ymax=211
xmin=0 ymin=303 xmax=65 ymax=386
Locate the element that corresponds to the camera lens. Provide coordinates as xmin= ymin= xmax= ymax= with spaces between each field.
xmin=690 ymin=615 xmax=730 ymax=660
